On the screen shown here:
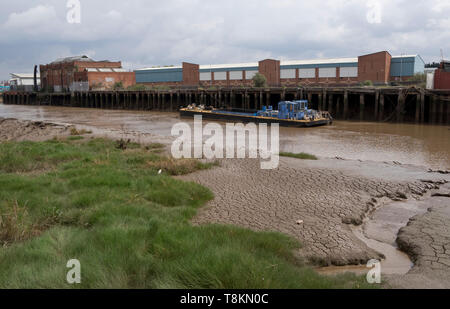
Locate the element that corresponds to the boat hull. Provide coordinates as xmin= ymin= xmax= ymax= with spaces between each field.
xmin=180 ymin=109 xmax=332 ymax=128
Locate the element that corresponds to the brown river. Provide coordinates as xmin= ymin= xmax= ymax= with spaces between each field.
xmin=1 ymin=104 xmax=448 ymax=169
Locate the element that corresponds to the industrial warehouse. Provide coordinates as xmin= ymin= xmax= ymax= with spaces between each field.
xmin=134 ymin=51 xmax=426 ymax=87
xmin=3 ymin=49 xmax=450 ymax=125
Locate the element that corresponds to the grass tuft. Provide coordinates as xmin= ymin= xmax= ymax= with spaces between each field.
xmin=280 ymin=152 xmax=318 ymax=160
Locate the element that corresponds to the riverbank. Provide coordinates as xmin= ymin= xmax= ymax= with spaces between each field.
xmin=0 ymin=118 xmax=372 ymax=288
xmin=1 ymin=116 xmax=449 ymax=288
xmin=179 ymin=156 xmax=450 ymax=288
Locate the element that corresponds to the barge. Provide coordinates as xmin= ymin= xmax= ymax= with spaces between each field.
xmin=180 ymin=100 xmax=333 ymax=128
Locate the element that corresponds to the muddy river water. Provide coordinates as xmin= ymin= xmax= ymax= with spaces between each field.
xmin=1 ymin=104 xmax=449 ymax=169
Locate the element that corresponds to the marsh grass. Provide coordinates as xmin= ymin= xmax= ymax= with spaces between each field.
xmin=0 ymin=138 xmax=371 ymax=288
xmin=280 ymin=152 xmax=318 ymax=160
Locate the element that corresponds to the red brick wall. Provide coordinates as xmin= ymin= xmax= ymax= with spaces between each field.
xmin=140 ymin=81 xmax=184 ymax=87
xmin=434 ymin=69 xmax=450 ymax=89
xmin=199 ymin=79 xmax=253 ymax=88
xmin=358 ymin=51 xmax=391 ymax=83
xmin=87 ymin=72 xmax=135 ymax=89
xmin=259 ymin=59 xmax=280 ymax=86
xmin=182 ymin=62 xmax=199 ymax=86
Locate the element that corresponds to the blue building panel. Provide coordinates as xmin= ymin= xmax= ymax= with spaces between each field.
xmin=414 ymin=55 xmax=425 ymax=75
xmin=390 ymin=56 xmax=424 ymax=77
xmin=135 ymin=68 xmax=183 ymax=83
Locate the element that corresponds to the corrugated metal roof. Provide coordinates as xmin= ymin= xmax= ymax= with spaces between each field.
xmin=199 ymin=62 xmax=259 ymax=70
xmin=281 ymin=57 xmax=358 ymax=66
xmin=135 ymin=66 xmax=182 ymax=71
xmin=10 ymin=73 xmax=39 ymax=78
xmin=392 ymin=55 xmax=418 ymax=58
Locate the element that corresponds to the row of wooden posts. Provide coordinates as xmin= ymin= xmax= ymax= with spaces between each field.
xmin=2 ymin=87 xmax=449 ymax=124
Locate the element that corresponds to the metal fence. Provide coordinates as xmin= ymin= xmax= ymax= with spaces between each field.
xmin=9 ymin=85 xmax=40 ymax=92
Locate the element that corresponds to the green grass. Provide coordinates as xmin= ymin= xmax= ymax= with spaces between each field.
xmin=0 ymin=138 xmax=371 ymax=288
xmin=280 ymin=152 xmax=318 ymax=160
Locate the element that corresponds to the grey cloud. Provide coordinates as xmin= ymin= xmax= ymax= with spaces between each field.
xmin=0 ymin=0 xmax=449 ymax=81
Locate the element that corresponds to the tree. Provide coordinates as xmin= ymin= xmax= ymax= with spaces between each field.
xmin=252 ymin=73 xmax=267 ymax=88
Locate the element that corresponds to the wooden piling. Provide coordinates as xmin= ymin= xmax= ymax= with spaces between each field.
xmin=343 ymin=91 xmax=349 ymax=120
xmin=360 ymin=94 xmax=365 ymax=121
xmin=439 ymin=101 xmax=444 ymax=124
xmin=374 ymin=90 xmax=379 ymax=121
xmin=379 ymin=93 xmax=385 ymax=121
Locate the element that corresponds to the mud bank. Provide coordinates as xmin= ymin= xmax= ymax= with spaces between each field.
xmin=2 ymin=117 xmax=449 ymax=288
xmin=179 ymin=157 xmax=450 ymax=288
xmin=387 ymin=182 xmax=450 ymax=289
xmin=0 ymin=117 xmax=73 ymax=142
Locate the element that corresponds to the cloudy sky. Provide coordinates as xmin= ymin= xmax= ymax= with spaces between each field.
xmin=1 ymin=0 xmax=449 ymax=80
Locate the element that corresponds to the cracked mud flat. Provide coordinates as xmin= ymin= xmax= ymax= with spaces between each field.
xmin=179 ymin=157 xmax=450 ymax=288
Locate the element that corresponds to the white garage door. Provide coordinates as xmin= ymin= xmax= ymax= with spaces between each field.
xmin=281 ymin=69 xmax=296 ymax=79
xmin=340 ymin=67 xmax=358 ymax=78
xmin=200 ymin=72 xmax=211 ymax=81
xmin=299 ymin=68 xmax=316 ymax=78
xmin=319 ymin=67 xmax=336 ymax=78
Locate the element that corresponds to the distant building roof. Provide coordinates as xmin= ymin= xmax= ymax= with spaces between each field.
xmin=199 ymin=62 xmax=259 ymax=70
xmin=50 ymin=55 xmax=94 ymax=64
xmin=10 ymin=73 xmax=40 ymax=79
xmin=392 ymin=54 xmax=419 ymax=58
xmin=135 ymin=66 xmax=182 ymax=71
xmin=281 ymin=57 xmax=358 ymax=66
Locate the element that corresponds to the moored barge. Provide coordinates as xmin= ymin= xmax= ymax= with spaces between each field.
xmin=180 ymin=100 xmax=332 ymax=128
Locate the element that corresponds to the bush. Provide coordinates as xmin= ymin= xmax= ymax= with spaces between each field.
xmin=112 ymin=81 xmax=124 ymax=90
xmin=252 ymin=73 xmax=267 ymax=88
xmin=360 ymin=80 xmax=373 ymax=86
xmin=127 ymin=84 xmax=149 ymax=91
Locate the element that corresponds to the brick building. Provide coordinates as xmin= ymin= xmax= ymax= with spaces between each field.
xmin=40 ymin=56 xmax=135 ymax=91
xmin=434 ymin=61 xmax=450 ymax=90
xmin=135 ymin=51 xmax=425 ymax=88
